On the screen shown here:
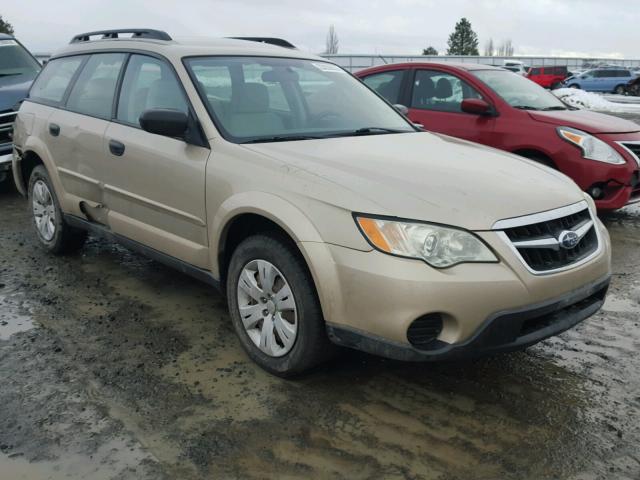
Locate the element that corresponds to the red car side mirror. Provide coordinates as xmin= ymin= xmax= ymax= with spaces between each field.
xmin=461 ymin=98 xmax=493 ymax=115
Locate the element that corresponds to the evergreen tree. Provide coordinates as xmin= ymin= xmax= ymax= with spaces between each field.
xmin=422 ymin=46 xmax=438 ymax=55
xmin=446 ymin=18 xmax=479 ymax=56
xmin=0 ymin=15 xmax=15 ymax=35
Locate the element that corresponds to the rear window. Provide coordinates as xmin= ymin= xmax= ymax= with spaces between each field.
xmin=29 ymin=56 xmax=84 ymax=104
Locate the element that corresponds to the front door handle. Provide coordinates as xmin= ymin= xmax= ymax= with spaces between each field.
xmin=109 ymin=139 xmax=125 ymax=156
xmin=49 ymin=123 xmax=60 ymax=137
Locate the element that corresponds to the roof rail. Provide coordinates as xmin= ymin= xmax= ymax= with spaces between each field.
xmin=70 ymin=29 xmax=172 ymax=44
xmin=229 ymin=37 xmax=296 ymax=49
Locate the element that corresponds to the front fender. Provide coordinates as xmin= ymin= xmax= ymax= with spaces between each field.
xmin=210 ymin=191 xmax=326 ymax=278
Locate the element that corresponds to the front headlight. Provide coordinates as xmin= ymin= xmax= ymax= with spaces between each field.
xmin=557 ymin=126 xmax=625 ymax=164
xmin=354 ymin=215 xmax=498 ymax=268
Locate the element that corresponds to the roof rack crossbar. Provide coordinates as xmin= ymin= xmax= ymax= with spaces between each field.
xmin=70 ymin=29 xmax=172 ymax=44
xmin=229 ymin=37 xmax=296 ymax=49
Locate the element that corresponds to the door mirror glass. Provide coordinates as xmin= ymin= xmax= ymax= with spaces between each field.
xmin=393 ymin=104 xmax=409 ymax=115
xmin=461 ymin=98 xmax=492 ymax=115
xmin=139 ymin=109 xmax=188 ymax=138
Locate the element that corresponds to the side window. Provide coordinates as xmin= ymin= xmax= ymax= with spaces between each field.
xmin=530 ymin=68 xmax=542 ymax=75
xmin=66 ymin=53 xmax=125 ymax=119
xmin=29 ymin=56 xmax=84 ymax=104
xmin=411 ymin=70 xmax=482 ymax=113
xmin=117 ymin=55 xmax=188 ymax=127
xmin=362 ymin=70 xmax=405 ymax=104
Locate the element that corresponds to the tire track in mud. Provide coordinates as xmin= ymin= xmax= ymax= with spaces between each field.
xmin=1 ymin=190 xmax=640 ymax=479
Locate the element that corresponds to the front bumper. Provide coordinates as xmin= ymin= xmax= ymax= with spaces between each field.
xmin=302 ymin=217 xmax=611 ymax=361
xmin=327 ymin=275 xmax=609 ymax=361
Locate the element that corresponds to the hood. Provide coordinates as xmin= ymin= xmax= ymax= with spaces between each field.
xmin=528 ymin=109 xmax=639 ymax=134
xmin=0 ymin=73 xmax=36 ymax=111
xmin=241 ymin=132 xmax=583 ymax=230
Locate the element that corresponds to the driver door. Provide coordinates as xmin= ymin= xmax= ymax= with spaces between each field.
xmin=407 ymin=69 xmax=496 ymax=145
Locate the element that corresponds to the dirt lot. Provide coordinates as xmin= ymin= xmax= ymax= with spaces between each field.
xmin=1 ymin=185 xmax=640 ymax=479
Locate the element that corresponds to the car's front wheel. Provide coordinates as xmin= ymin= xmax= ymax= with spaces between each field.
xmin=226 ymin=233 xmax=333 ymax=377
xmin=614 ymin=85 xmax=626 ymax=95
xmin=28 ymin=165 xmax=87 ymax=254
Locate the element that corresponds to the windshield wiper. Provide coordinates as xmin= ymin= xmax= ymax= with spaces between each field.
xmin=326 ymin=127 xmax=411 ymax=138
xmin=0 ymin=73 xmax=22 ymax=78
xmin=241 ymin=135 xmax=323 ymax=144
xmin=512 ymin=105 xmax=540 ymax=111
xmin=540 ymin=106 xmax=567 ymax=111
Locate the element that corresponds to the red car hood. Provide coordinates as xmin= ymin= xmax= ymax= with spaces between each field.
xmin=528 ymin=109 xmax=640 ymax=134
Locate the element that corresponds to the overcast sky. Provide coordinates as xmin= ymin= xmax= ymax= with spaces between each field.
xmin=4 ymin=0 xmax=639 ymax=58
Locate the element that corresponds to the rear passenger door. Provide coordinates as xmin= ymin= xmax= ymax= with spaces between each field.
xmin=102 ymin=54 xmax=211 ymax=268
xmin=53 ymin=53 xmax=125 ymax=208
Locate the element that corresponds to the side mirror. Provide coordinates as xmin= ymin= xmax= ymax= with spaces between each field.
xmin=139 ymin=109 xmax=189 ymax=138
xmin=461 ymin=98 xmax=493 ymax=116
xmin=393 ymin=104 xmax=409 ymax=116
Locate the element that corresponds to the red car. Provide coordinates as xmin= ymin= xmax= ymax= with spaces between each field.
xmin=357 ymin=63 xmax=640 ymax=210
xmin=526 ymin=66 xmax=568 ymax=89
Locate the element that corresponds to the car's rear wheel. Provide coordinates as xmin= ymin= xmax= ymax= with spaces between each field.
xmin=550 ymin=81 xmax=562 ymax=90
xmin=226 ymin=233 xmax=333 ymax=377
xmin=569 ymin=84 xmax=580 ymax=89
xmin=28 ymin=165 xmax=87 ymax=254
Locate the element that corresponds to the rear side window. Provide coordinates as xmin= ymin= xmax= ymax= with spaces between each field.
xmin=29 ymin=56 xmax=84 ymax=104
xmin=116 ymin=54 xmax=188 ymax=127
xmin=362 ymin=70 xmax=405 ymax=104
xmin=530 ymin=68 xmax=542 ymax=75
xmin=66 ymin=53 xmax=125 ymax=119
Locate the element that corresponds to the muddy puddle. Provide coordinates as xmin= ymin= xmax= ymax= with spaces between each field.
xmin=1 ymin=186 xmax=640 ymax=479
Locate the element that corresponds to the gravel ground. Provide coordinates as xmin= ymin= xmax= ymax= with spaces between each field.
xmin=1 ymin=140 xmax=640 ymax=478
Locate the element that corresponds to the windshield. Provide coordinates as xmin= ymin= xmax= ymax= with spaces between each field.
xmin=473 ymin=69 xmax=568 ymax=111
xmin=0 ymin=39 xmax=41 ymax=77
xmin=185 ymin=56 xmax=415 ymax=143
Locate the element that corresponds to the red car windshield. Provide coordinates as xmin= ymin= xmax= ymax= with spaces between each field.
xmin=473 ymin=70 xmax=568 ymax=111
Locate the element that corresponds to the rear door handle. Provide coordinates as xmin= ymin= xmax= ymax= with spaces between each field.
xmin=49 ymin=123 xmax=60 ymax=137
xmin=109 ymin=139 xmax=125 ymax=156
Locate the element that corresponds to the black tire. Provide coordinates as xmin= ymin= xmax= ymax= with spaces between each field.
xmin=28 ymin=165 xmax=87 ymax=254
xmin=550 ymin=81 xmax=562 ymax=90
xmin=614 ymin=85 xmax=626 ymax=95
xmin=569 ymin=84 xmax=580 ymax=89
xmin=226 ymin=233 xmax=333 ymax=377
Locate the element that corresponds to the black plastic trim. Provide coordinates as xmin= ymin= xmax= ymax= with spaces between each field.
xmin=326 ymin=275 xmax=610 ymax=362
xmin=64 ymin=214 xmax=220 ymax=289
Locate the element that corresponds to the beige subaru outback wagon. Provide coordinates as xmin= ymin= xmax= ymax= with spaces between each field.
xmin=12 ymin=29 xmax=611 ymax=376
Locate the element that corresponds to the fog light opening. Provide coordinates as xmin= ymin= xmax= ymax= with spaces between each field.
xmin=587 ymin=184 xmax=605 ymax=200
xmin=407 ymin=313 xmax=444 ymax=349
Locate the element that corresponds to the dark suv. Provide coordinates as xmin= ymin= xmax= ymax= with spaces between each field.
xmin=0 ymin=33 xmax=41 ymax=186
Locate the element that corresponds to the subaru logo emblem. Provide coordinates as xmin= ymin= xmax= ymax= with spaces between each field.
xmin=558 ymin=230 xmax=580 ymax=249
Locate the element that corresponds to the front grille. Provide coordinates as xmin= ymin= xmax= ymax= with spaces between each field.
xmin=496 ymin=203 xmax=599 ymax=273
xmin=0 ymin=109 xmax=16 ymax=147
